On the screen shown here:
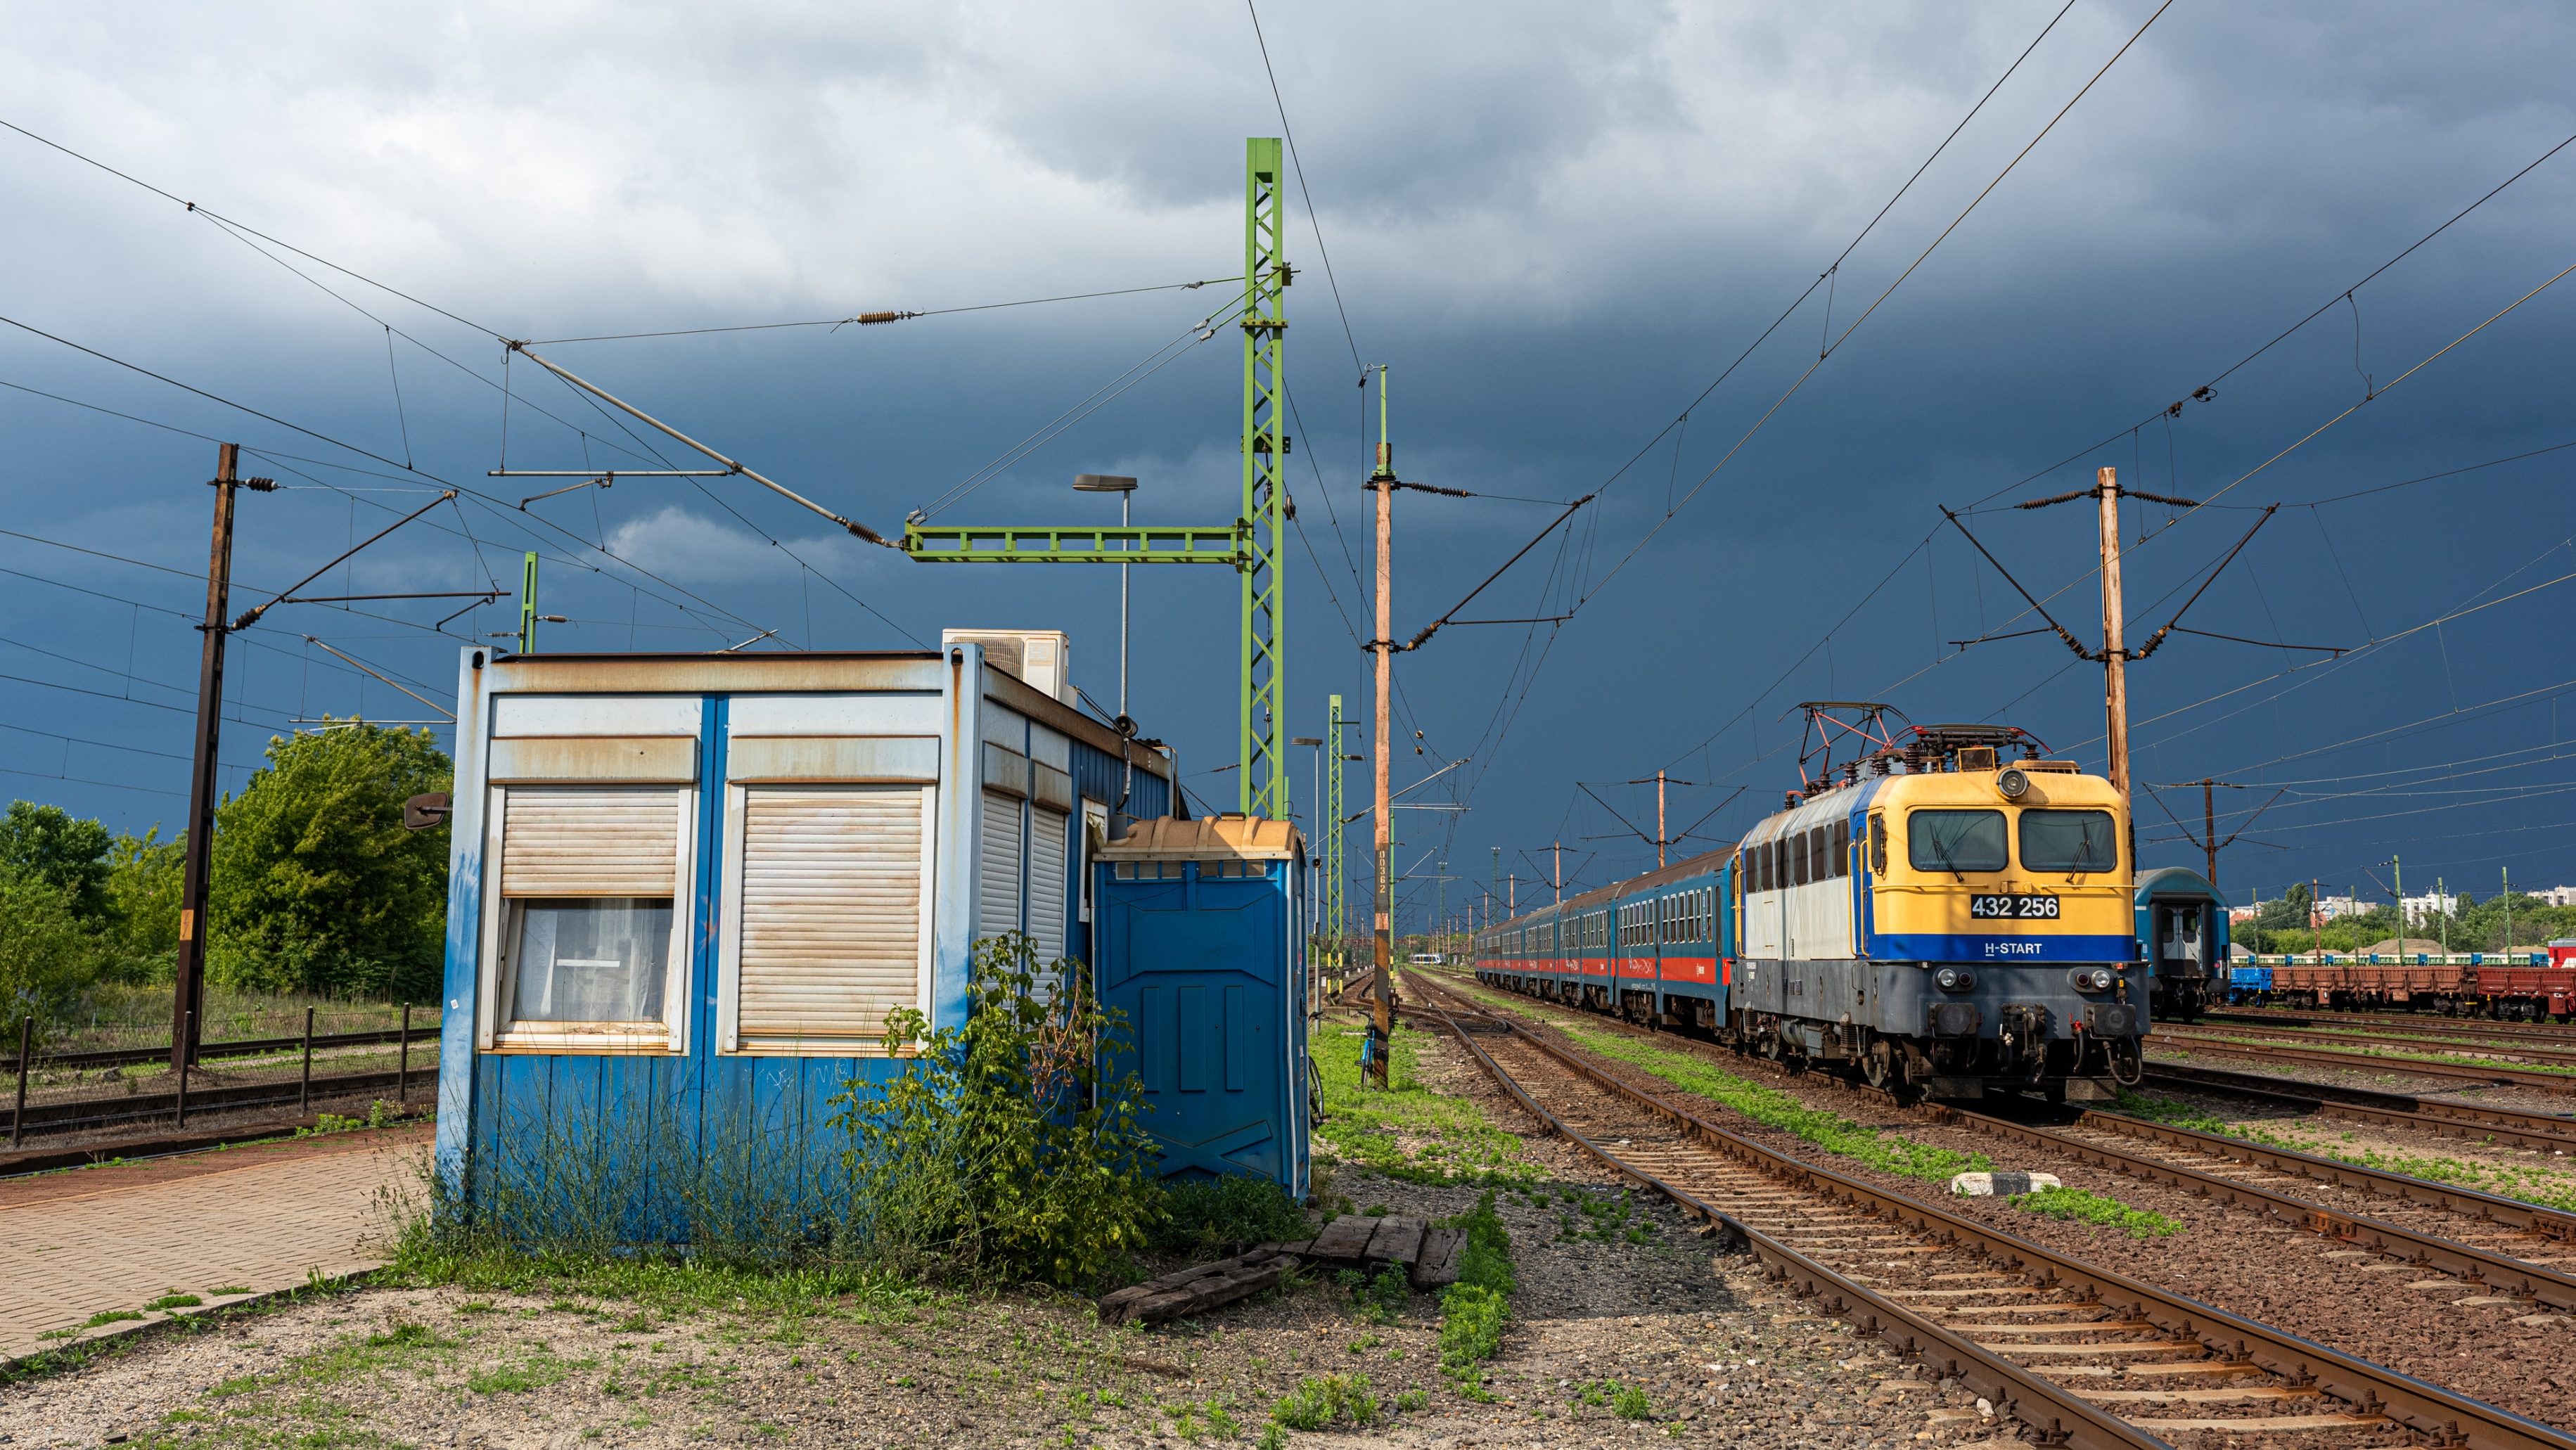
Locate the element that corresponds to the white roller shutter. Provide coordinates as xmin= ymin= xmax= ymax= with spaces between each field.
xmin=736 ymin=786 xmax=926 ymax=1043
xmin=978 ymin=789 xmax=1024 ymax=942
xmin=501 ymin=788 xmax=681 ymax=897
xmin=1027 ymin=805 xmax=1069 ymax=961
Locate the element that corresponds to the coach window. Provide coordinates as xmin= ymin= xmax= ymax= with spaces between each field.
xmin=1831 ymin=820 xmax=1851 ymax=878
xmin=1908 ymin=808 xmax=2007 ymax=873
xmin=2020 ymin=808 xmax=2118 ymax=874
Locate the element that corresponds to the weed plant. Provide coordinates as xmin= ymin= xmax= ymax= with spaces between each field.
xmin=1158 ymin=1174 xmax=1308 ymax=1257
xmin=830 ymin=933 xmax=1161 ymax=1286
xmin=1434 ymin=1188 xmax=1516 ymax=1399
xmin=392 ymin=934 xmax=1165 ymax=1299
xmin=2004 ymin=1185 xmax=2178 ymax=1238
xmin=1271 ymin=1373 xmax=1380 ymax=1430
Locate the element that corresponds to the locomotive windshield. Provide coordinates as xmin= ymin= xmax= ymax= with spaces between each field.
xmin=1908 ymin=809 xmax=2006 ymax=872
xmin=2020 ymin=809 xmax=2117 ymax=873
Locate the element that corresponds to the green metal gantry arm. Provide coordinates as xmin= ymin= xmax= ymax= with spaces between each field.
xmin=899 ymin=137 xmax=1290 ymax=822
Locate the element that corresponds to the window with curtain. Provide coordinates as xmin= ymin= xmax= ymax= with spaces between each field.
xmin=496 ymin=786 xmax=685 ymax=1037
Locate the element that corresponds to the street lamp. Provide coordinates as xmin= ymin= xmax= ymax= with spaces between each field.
xmin=1073 ymin=473 xmax=1139 ymax=727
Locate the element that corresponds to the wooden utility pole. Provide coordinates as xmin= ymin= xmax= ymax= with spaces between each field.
xmin=1656 ymin=769 xmax=1668 ymax=869
xmin=2096 ymin=466 xmax=2129 ymax=799
xmin=1368 ymin=366 xmax=1395 ymax=1085
xmin=173 ymin=444 xmax=270 ymax=1081
xmin=2202 ymin=780 xmax=2216 ymax=885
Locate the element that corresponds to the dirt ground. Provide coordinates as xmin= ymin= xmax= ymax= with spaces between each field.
xmin=0 ymin=1025 xmax=2014 ymax=1449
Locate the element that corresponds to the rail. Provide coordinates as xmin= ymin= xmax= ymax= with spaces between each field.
xmin=3 ymin=1025 xmax=430 ymax=1074
xmin=2151 ymin=1034 xmax=2576 ymax=1091
xmin=1413 ymin=972 xmax=2576 ymax=1450
xmin=7 ymin=1065 xmax=420 ymax=1139
xmin=2142 ymin=1063 xmax=2576 ymax=1153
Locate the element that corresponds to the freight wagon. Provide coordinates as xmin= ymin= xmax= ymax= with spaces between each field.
xmin=2228 ymin=952 xmax=2574 ymax=1020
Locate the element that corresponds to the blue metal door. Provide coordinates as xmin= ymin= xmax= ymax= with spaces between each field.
xmin=1094 ymin=861 xmax=1292 ymax=1186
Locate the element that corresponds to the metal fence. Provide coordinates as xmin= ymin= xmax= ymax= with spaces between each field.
xmin=5 ymin=1003 xmax=441 ymax=1147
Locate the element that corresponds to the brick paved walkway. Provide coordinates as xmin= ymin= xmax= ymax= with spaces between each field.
xmin=0 ymin=1124 xmax=430 ymax=1364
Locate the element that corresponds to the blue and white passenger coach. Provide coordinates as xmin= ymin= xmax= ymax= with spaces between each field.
xmin=1475 ymin=726 xmax=2146 ymax=1101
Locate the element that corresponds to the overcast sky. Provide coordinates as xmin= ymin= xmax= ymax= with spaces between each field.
xmin=5 ymin=1 xmax=2574 ymax=924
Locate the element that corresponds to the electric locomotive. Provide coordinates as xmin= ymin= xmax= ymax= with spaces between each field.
xmin=1475 ymin=723 xmax=2146 ymax=1101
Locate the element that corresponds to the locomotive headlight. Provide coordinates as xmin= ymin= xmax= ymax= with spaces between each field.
xmin=1997 ymin=766 xmax=2030 ymax=800
xmin=1935 ymin=968 xmax=1976 ymax=992
xmin=2069 ymin=967 xmax=2115 ymax=992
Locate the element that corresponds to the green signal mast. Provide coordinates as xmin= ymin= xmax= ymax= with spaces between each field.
xmin=1327 ymin=693 xmax=1348 ymax=969
xmin=902 ymin=137 xmax=1292 ymax=821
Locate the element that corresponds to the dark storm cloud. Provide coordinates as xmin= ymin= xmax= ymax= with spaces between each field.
xmin=2 ymin=1 xmax=2572 ymax=912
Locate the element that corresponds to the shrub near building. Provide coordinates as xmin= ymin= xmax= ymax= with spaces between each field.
xmin=207 ymin=721 xmax=451 ymax=1002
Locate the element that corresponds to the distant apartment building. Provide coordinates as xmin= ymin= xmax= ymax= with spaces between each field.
xmin=2534 ymin=885 xmax=2576 ymax=908
xmin=2314 ymin=894 xmax=2366 ymax=921
xmin=2402 ymin=890 xmax=2459 ymax=921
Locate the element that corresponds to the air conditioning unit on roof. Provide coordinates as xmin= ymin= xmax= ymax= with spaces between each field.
xmin=943 ymin=629 xmax=1075 ymax=705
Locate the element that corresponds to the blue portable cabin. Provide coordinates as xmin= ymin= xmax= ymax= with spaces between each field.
xmin=2134 ymin=866 xmax=2227 ymax=1020
xmin=1092 ymin=816 xmax=1309 ymax=1198
xmin=430 ymin=640 xmax=1181 ymax=1237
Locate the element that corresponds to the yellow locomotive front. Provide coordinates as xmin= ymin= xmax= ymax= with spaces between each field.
xmin=1732 ymin=729 xmax=2144 ymax=1100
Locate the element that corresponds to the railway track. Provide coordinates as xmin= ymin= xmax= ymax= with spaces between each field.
xmin=5 ymin=1065 xmax=423 ymax=1140
xmin=1 ymin=1025 xmax=432 ymax=1075
xmin=2165 ymin=1022 xmax=2576 ymax=1071
xmin=2205 ymin=1010 xmax=2576 ymax=1046
xmin=2151 ymin=1030 xmax=2576 ymax=1092
xmin=1432 ymin=973 xmax=2576 ymax=1309
xmin=1407 ymin=976 xmax=2571 ymax=1450
xmin=2142 ymin=1062 xmax=2576 ymax=1153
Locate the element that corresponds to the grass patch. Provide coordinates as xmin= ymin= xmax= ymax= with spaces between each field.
xmin=1157 ymin=1174 xmax=1309 ymax=1257
xmin=205 ymin=1286 xmax=252 ymax=1297
xmin=81 ymin=1309 xmax=143 ymax=1328
xmin=1314 ymin=1022 xmax=1532 ymax=1182
xmin=466 ymin=1347 xmax=577 ymax=1395
xmin=1534 ymin=1013 xmax=1991 ymax=1184
xmin=141 ymin=1293 xmax=203 ymax=1312
xmin=2112 ymin=1091 xmax=2576 ymax=1214
xmin=1433 ymin=1188 xmax=1516 ymax=1399
xmin=1573 ymin=1378 xmax=1655 ymax=1419
xmin=2004 ymin=1185 xmax=2178 ymax=1238
xmin=1271 ymin=1372 xmax=1380 ymax=1430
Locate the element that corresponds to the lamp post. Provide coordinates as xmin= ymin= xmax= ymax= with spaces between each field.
xmin=1073 ymin=473 xmax=1139 ymax=726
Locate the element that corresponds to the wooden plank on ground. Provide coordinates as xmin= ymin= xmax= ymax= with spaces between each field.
xmin=1097 ymin=1250 xmax=1290 ymax=1327
xmin=1411 ymin=1226 xmax=1466 ymax=1289
xmin=1363 ymin=1214 xmax=1427 ymax=1270
xmin=1305 ymin=1214 xmax=1379 ymax=1264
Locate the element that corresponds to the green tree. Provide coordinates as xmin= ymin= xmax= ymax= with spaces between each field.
xmin=0 ymin=800 xmax=112 ymax=920
xmin=206 ymin=721 xmax=451 ymax=1001
xmin=102 ymin=826 xmax=186 ymax=981
xmin=0 ymin=870 xmax=105 ymax=1035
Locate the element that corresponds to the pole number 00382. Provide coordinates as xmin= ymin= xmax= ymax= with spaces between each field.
xmin=1969 ymin=894 xmax=2060 ymax=919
